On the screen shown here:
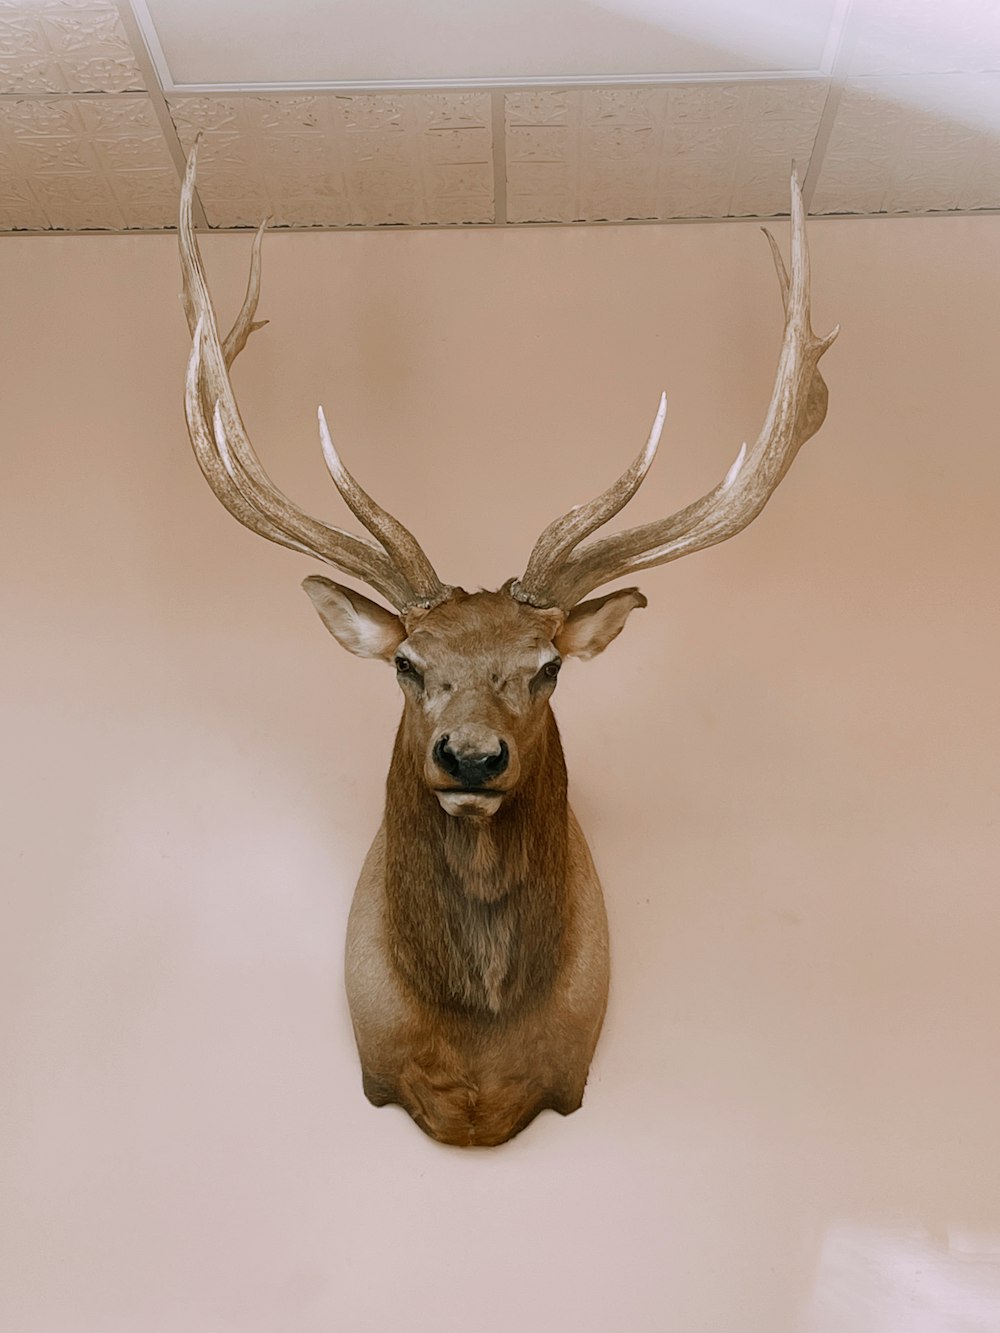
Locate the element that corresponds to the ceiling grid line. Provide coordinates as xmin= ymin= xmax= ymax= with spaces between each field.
xmin=490 ymin=89 xmax=505 ymax=225
xmin=801 ymin=0 xmax=863 ymax=211
xmin=113 ymin=0 xmax=207 ymax=227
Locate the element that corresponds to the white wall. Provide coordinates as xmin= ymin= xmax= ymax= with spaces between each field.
xmin=2 ymin=211 xmax=999 ymax=1332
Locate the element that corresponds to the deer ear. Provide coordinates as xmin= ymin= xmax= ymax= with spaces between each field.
xmin=554 ymin=587 xmax=647 ymax=660
xmin=302 ymin=576 xmax=406 ymax=660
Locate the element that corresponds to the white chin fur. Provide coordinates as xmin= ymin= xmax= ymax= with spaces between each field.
xmin=435 ymin=791 xmax=504 ymax=819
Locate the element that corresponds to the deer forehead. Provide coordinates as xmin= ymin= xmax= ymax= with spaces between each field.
xmin=402 ymin=591 xmax=563 ymax=677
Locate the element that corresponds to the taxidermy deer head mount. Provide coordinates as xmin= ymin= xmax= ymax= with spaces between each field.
xmin=179 ymin=141 xmax=836 ymax=1147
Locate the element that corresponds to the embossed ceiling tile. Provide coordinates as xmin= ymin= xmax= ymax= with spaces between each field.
xmin=665 ymin=82 xmax=745 ymax=122
xmin=0 ymin=171 xmax=46 ymax=228
xmin=507 ymin=162 xmax=573 ymax=199
xmin=0 ymin=95 xmax=79 ymax=135
xmin=170 ymin=92 xmax=494 ymax=228
xmin=199 ymin=198 xmax=272 ymax=228
xmin=253 ymin=95 xmax=324 ymax=133
xmin=337 ymin=95 xmax=405 ymax=134
xmin=431 ymin=195 xmax=493 ymax=224
xmin=195 ymin=171 xmax=269 ymax=206
xmin=92 ymin=131 xmax=173 ymax=172
xmin=0 ymin=10 xmax=48 ymax=56
xmin=660 ymin=120 xmax=742 ymax=171
xmin=116 ymin=170 xmax=181 ymax=227
xmin=507 ymin=125 xmax=570 ymax=164
xmin=415 ymin=92 xmax=490 ymax=130
xmin=0 ymin=54 xmax=64 ymax=92
xmin=655 ymin=186 xmax=731 ymax=220
xmin=121 ymin=201 xmax=176 ymax=229
xmin=585 ymin=123 xmax=657 ymax=163
xmin=0 ymin=94 xmax=179 ymax=231
xmin=44 ymin=199 xmax=122 ymax=228
xmin=507 ymin=192 xmax=576 ymax=224
xmin=260 ymin=132 xmax=330 ymax=168
xmin=30 ymin=170 xmax=123 ymax=228
xmin=582 ymin=87 xmax=665 ymax=127
xmin=813 ymin=74 xmax=1000 ymax=214
xmin=428 ymin=163 xmax=491 ymax=198
xmin=13 ymin=133 xmax=93 ymax=172
xmin=424 ymin=126 xmax=492 ymax=165
xmin=579 ymin=193 xmax=656 ymax=222
xmin=0 ymin=0 xmax=102 ymax=9
xmin=270 ymin=196 xmax=351 ymax=228
xmin=343 ymin=129 xmax=411 ymax=166
xmin=505 ymin=79 xmax=822 ymax=223
xmin=746 ymin=79 xmax=828 ymax=120
xmin=506 ymin=91 xmax=571 ymax=127
xmin=74 ymin=95 xmax=160 ymax=136
xmin=168 ymin=95 xmax=241 ymax=143
xmin=0 ymin=2 xmax=141 ymax=93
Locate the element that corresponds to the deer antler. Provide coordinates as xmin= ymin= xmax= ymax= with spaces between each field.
xmin=511 ymin=170 xmax=838 ymax=611
xmin=179 ymin=140 xmax=452 ymax=612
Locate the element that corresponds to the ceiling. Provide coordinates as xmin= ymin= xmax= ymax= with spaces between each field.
xmin=2 ymin=0 xmax=1000 ymax=233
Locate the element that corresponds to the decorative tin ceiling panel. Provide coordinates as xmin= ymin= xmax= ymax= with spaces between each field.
xmin=0 ymin=0 xmax=142 ymax=95
xmin=811 ymin=74 xmax=1000 ymax=214
xmin=167 ymin=92 xmax=494 ymax=227
xmin=0 ymin=95 xmax=177 ymax=228
xmin=505 ymin=81 xmax=827 ymax=224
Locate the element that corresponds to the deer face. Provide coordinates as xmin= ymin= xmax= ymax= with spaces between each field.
xmin=303 ymin=579 xmax=646 ymax=819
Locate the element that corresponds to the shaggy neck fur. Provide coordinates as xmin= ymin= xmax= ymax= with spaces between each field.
xmin=384 ymin=708 xmax=569 ymax=1019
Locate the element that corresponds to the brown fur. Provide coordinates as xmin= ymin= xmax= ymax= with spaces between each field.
xmin=384 ymin=707 xmax=568 ymax=1017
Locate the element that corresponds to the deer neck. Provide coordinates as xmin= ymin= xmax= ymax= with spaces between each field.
xmin=383 ymin=708 xmax=569 ymax=1018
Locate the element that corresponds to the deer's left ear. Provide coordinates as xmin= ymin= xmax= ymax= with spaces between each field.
xmin=554 ymin=587 xmax=647 ymax=660
xmin=302 ymin=576 xmax=406 ymax=660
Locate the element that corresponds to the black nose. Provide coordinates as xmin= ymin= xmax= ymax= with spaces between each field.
xmin=433 ymin=735 xmax=509 ymax=788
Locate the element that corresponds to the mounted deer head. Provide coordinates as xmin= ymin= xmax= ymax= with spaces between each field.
xmin=179 ymin=142 xmax=836 ymax=1146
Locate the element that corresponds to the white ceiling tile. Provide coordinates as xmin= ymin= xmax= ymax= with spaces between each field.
xmin=852 ymin=0 xmax=1000 ymax=76
xmin=140 ymin=0 xmax=839 ymax=88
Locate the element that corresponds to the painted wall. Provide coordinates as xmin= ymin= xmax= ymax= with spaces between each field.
xmin=2 ymin=210 xmax=998 ymax=1332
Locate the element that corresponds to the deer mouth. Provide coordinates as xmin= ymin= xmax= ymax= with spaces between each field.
xmin=434 ymin=787 xmax=505 ymax=818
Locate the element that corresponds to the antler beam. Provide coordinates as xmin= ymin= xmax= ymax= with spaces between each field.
xmin=179 ymin=140 xmax=452 ymax=612
xmin=512 ymin=170 xmax=838 ymax=611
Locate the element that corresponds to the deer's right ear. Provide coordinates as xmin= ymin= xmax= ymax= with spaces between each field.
xmin=302 ymin=576 xmax=406 ymax=660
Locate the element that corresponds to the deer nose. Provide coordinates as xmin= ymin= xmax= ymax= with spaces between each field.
xmin=433 ymin=734 xmax=509 ymax=788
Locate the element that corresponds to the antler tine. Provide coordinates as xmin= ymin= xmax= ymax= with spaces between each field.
xmin=317 ymin=407 xmax=450 ymax=602
xmin=517 ymin=169 xmax=838 ymax=610
xmin=510 ymin=392 xmax=667 ymax=607
xmin=179 ymin=140 xmax=451 ymax=612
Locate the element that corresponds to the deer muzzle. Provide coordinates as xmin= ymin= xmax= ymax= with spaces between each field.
xmin=428 ymin=726 xmax=517 ymax=818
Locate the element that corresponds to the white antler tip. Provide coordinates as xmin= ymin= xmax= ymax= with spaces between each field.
xmin=317 ymin=404 xmax=347 ymax=479
xmin=211 ymin=399 xmax=237 ymax=478
xmin=724 ymin=443 xmax=747 ymax=490
xmin=641 ymin=392 xmax=668 ymax=468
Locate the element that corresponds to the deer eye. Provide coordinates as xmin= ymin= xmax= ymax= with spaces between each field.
xmin=531 ymin=659 xmax=561 ymax=692
xmin=394 ymin=656 xmax=424 ymax=689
